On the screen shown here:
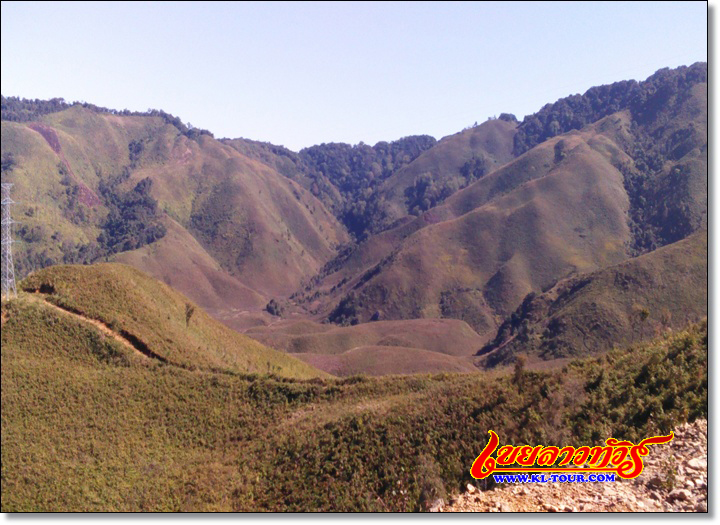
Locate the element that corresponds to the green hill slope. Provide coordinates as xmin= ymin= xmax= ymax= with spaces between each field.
xmin=17 ymin=263 xmax=327 ymax=378
xmin=1 ymin=290 xmax=707 ymax=511
xmin=1 ymin=105 xmax=349 ymax=315
xmin=477 ymin=230 xmax=707 ymax=366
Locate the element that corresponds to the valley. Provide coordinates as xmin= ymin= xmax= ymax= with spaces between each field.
xmin=0 ymin=61 xmax=708 ymax=512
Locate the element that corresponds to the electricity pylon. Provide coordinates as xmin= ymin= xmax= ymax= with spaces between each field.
xmin=1 ymin=183 xmax=17 ymax=299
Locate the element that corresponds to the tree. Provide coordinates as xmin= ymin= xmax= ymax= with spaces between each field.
xmin=185 ymin=303 xmax=195 ymax=328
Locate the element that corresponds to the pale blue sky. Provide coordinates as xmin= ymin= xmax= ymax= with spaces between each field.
xmin=1 ymin=1 xmax=708 ymax=151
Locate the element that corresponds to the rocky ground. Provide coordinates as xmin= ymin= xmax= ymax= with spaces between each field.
xmin=439 ymin=419 xmax=708 ymax=513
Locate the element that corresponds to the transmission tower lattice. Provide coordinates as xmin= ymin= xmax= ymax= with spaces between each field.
xmin=2 ymin=183 xmax=17 ymax=299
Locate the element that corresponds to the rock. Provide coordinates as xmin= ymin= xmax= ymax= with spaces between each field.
xmin=667 ymin=489 xmax=691 ymax=502
xmin=429 ymin=499 xmax=444 ymax=512
xmin=647 ymin=476 xmax=664 ymax=488
xmin=684 ymin=479 xmax=695 ymax=489
xmin=695 ymin=501 xmax=708 ymax=512
xmin=563 ymin=505 xmax=575 ymax=512
xmin=636 ymin=501 xmax=645 ymax=509
xmin=542 ymin=503 xmax=559 ymax=512
xmin=466 ymin=483 xmax=476 ymax=494
xmin=686 ymin=458 xmax=705 ymax=470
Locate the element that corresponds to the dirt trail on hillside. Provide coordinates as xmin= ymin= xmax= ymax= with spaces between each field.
xmin=28 ymin=294 xmax=169 ymax=364
xmin=440 ymin=419 xmax=707 ymax=513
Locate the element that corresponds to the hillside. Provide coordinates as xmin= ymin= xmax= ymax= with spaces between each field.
xmin=247 ymin=317 xmax=483 ymax=356
xmin=477 ymin=230 xmax=707 ymax=366
xmin=0 ymin=105 xmax=349 ymax=315
xmin=292 ymin=64 xmax=706 ymax=346
xmin=2 ymin=282 xmax=708 ymax=511
xmin=245 ymin=317 xmax=484 ymax=376
xmin=17 ymin=263 xmax=327 ymax=378
xmin=376 ymin=116 xmax=517 ymax=224
xmin=223 ymin=134 xmax=439 ymax=239
xmin=0 ymin=63 xmax=708 ymax=375
xmin=295 ymin=346 xmax=478 ymax=377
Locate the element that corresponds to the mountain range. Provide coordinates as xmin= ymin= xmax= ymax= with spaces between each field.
xmin=0 ymin=61 xmax=709 ymax=513
xmin=0 ymin=62 xmax=707 ymax=376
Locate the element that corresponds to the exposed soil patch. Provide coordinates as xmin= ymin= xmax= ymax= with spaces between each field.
xmin=28 ymin=122 xmax=62 ymax=153
xmin=27 ymin=122 xmax=102 ymax=207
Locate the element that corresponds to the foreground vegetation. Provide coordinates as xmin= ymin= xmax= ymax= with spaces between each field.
xmin=2 ymin=277 xmax=707 ymax=511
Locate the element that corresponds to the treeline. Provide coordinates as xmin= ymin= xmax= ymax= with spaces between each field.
xmin=0 ymin=95 xmax=213 ymax=140
xmin=298 ymin=135 xmax=437 ymax=238
xmin=227 ymin=135 xmax=438 ymax=240
xmin=513 ymin=62 xmax=707 ymax=155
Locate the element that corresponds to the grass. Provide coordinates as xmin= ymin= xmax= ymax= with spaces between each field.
xmin=1 ymin=273 xmax=707 ymax=511
xmin=295 ymin=345 xmax=478 ymax=376
xmin=247 ymin=317 xmax=484 ymax=357
xmin=19 ymin=263 xmax=327 ymax=379
xmin=479 ymin=229 xmax=707 ymax=365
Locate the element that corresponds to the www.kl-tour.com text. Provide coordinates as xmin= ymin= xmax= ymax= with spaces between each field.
xmin=492 ymin=473 xmax=617 ymax=483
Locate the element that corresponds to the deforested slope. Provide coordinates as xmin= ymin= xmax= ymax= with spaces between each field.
xmin=1 ymin=104 xmax=349 ymax=314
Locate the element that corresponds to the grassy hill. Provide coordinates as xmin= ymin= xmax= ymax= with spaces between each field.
xmin=376 ymin=117 xmax=517 ymax=223
xmin=295 ymin=346 xmax=478 ymax=376
xmin=1 ymin=105 xmax=349 ymax=315
xmin=2 ymin=277 xmax=707 ymax=511
xmin=245 ymin=317 xmax=485 ymax=376
xmin=294 ymin=67 xmax=706 ymax=348
xmin=477 ymin=230 xmax=707 ymax=366
xmin=247 ymin=317 xmax=483 ymax=356
xmin=17 ymin=263 xmax=327 ymax=378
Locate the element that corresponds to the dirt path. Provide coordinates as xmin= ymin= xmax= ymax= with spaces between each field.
xmin=27 ymin=294 xmax=169 ymax=364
